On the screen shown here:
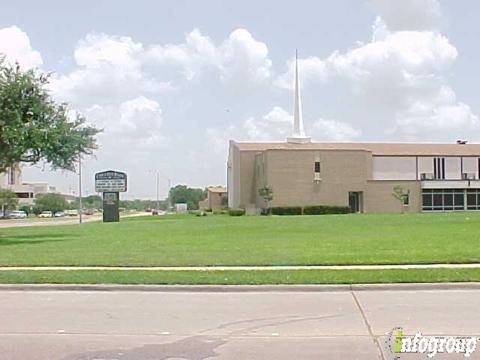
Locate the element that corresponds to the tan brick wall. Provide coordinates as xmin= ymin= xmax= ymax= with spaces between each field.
xmin=262 ymin=149 xmax=372 ymax=207
xmin=365 ymin=181 xmax=421 ymax=213
xmin=231 ymin=144 xmax=426 ymax=213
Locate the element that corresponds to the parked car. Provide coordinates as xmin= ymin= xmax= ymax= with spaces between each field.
xmin=64 ymin=210 xmax=78 ymax=217
xmin=83 ymin=208 xmax=94 ymax=215
xmin=7 ymin=210 xmax=27 ymax=219
xmin=38 ymin=211 xmax=53 ymax=218
xmin=54 ymin=211 xmax=66 ymax=218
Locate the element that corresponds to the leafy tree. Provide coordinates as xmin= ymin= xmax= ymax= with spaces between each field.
xmin=34 ymin=193 xmax=68 ymax=213
xmin=19 ymin=205 xmax=32 ymax=215
xmin=392 ymin=186 xmax=410 ymax=213
xmin=0 ymin=188 xmax=18 ymax=213
xmin=0 ymin=58 xmax=100 ymax=172
xmin=169 ymin=185 xmax=206 ymax=210
xmin=258 ymin=185 xmax=274 ymax=214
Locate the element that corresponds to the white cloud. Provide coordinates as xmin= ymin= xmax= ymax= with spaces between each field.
xmin=219 ymin=28 xmax=272 ymax=86
xmin=369 ymin=0 xmax=441 ymax=31
xmin=312 ymin=119 xmax=361 ymax=141
xmin=147 ymin=27 xmax=272 ymax=86
xmin=85 ymin=96 xmax=164 ymax=145
xmin=243 ymin=106 xmax=292 ymax=140
xmin=51 ymin=33 xmax=172 ymax=107
xmin=0 ymin=26 xmax=42 ymax=68
xmin=276 ymin=14 xmax=478 ymax=139
xmin=146 ymin=28 xmax=219 ymax=80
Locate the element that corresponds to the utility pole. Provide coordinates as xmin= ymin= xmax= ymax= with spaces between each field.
xmin=78 ymin=153 xmax=83 ymax=224
xmin=167 ymin=178 xmax=172 ymax=211
xmin=156 ymin=171 xmax=160 ymax=212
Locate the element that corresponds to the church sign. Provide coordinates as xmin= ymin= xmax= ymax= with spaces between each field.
xmin=95 ymin=170 xmax=127 ymax=223
xmin=95 ymin=171 xmax=127 ymax=193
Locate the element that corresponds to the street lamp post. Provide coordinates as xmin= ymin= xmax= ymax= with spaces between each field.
xmin=78 ymin=153 xmax=83 ymax=224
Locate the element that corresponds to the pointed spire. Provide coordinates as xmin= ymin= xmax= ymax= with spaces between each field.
xmin=287 ymin=50 xmax=311 ymax=144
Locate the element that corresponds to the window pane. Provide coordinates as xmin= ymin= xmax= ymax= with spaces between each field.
xmin=467 ymin=194 xmax=477 ymax=206
xmin=444 ymin=194 xmax=453 ymax=206
xmin=423 ymin=194 xmax=432 ymax=207
xmin=433 ymin=194 xmax=443 ymax=207
xmin=454 ymin=194 xmax=464 ymax=207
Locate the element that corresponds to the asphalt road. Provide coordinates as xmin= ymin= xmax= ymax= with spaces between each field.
xmin=0 ymin=287 xmax=479 ymax=359
xmin=0 ymin=212 xmax=147 ymax=228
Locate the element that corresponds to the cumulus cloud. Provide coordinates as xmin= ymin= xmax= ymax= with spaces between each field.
xmin=243 ymin=106 xmax=292 ymax=140
xmin=312 ymin=119 xmax=361 ymax=141
xmin=276 ymin=9 xmax=478 ymax=139
xmin=51 ymin=33 xmax=172 ymax=107
xmin=85 ymin=96 xmax=164 ymax=145
xmin=147 ymin=27 xmax=272 ymax=85
xmin=0 ymin=26 xmax=42 ymax=68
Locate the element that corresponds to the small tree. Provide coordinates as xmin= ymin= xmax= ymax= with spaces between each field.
xmin=34 ymin=193 xmax=68 ymax=214
xmin=392 ymin=186 xmax=410 ymax=214
xmin=258 ymin=185 xmax=274 ymax=214
xmin=0 ymin=189 xmax=18 ymax=214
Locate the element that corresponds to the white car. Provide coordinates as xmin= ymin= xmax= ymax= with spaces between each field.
xmin=54 ymin=211 xmax=66 ymax=217
xmin=38 ymin=211 xmax=53 ymax=218
xmin=7 ymin=210 xmax=27 ymax=219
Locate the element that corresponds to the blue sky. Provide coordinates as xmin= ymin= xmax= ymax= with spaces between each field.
xmin=1 ymin=0 xmax=479 ymax=199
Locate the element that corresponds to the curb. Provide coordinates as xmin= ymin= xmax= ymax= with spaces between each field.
xmin=0 ymin=283 xmax=479 ymax=292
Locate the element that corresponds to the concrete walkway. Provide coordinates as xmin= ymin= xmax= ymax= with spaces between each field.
xmin=1 ymin=286 xmax=479 ymax=359
xmin=1 ymin=263 xmax=480 ymax=271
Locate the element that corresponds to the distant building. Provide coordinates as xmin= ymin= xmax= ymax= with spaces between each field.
xmin=227 ymin=53 xmax=480 ymax=214
xmin=199 ymin=186 xmax=227 ymax=210
xmin=0 ymin=165 xmax=59 ymax=206
xmin=175 ymin=203 xmax=188 ymax=213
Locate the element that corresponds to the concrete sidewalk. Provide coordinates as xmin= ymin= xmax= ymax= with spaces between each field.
xmin=1 ymin=263 xmax=480 ymax=271
xmin=0 ymin=286 xmax=479 ymax=359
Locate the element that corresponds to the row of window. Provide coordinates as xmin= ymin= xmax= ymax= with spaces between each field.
xmin=422 ymin=189 xmax=480 ymax=211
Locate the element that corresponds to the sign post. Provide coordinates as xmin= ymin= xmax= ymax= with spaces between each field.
xmin=95 ymin=170 xmax=127 ymax=223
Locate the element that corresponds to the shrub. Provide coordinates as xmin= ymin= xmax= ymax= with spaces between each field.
xmin=19 ymin=205 xmax=32 ymax=215
xmin=204 ymin=208 xmax=212 ymax=213
xmin=228 ymin=208 xmax=245 ymax=216
xmin=270 ymin=206 xmax=302 ymax=216
xmin=303 ymin=205 xmax=351 ymax=215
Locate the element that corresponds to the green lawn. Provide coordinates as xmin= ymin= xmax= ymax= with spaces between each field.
xmin=0 ymin=212 xmax=479 ymax=267
xmin=1 ymin=269 xmax=479 ymax=285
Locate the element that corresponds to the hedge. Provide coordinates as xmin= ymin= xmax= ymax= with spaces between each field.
xmin=270 ymin=206 xmax=303 ymax=216
xmin=228 ymin=208 xmax=246 ymax=216
xmin=303 ymin=205 xmax=351 ymax=215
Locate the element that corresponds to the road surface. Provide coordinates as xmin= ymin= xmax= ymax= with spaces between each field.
xmin=0 ymin=212 xmax=147 ymax=228
xmin=0 ymin=286 xmax=479 ymax=359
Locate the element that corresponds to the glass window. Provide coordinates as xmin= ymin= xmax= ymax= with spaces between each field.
xmin=422 ymin=189 xmax=473 ymax=211
xmin=314 ymin=161 xmax=321 ymax=173
xmin=433 ymin=194 xmax=443 ymax=207
xmin=454 ymin=194 xmax=464 ymax=207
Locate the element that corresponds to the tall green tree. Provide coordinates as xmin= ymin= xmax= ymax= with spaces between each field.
xmin=169 ymin=185 xmax=206 ymax=210
xmin=0 ymin=58 xmax=100 ymax=172
xmin=34 ymin=193 xmax=68 ymax=214
xmin=0 ymin=189 xmax=18 ymax=213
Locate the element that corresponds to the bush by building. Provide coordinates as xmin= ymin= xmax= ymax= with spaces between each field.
xmin=228 ymin=208 xmax=245 ymax=216
xmin=270 ymin=206 xmax=303 ymax=215
xmin=303 ymin=205 xmax=351 ymax=215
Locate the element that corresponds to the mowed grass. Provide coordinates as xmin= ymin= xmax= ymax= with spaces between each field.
xmin=1 ymin=269 xmax=480 ymax=285
xmin=0 ymin=212 xmax=479 ymax=267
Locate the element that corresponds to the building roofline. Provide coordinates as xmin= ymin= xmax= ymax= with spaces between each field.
xmin=229 ymin=140 xmax=480 ymax=156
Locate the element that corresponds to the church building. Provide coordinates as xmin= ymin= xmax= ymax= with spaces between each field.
xmin=227 ymin=54 xmax=480 ymax=213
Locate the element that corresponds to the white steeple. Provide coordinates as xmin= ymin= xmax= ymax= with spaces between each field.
xmin=287 ymin=50 xmax=311 ymax=144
